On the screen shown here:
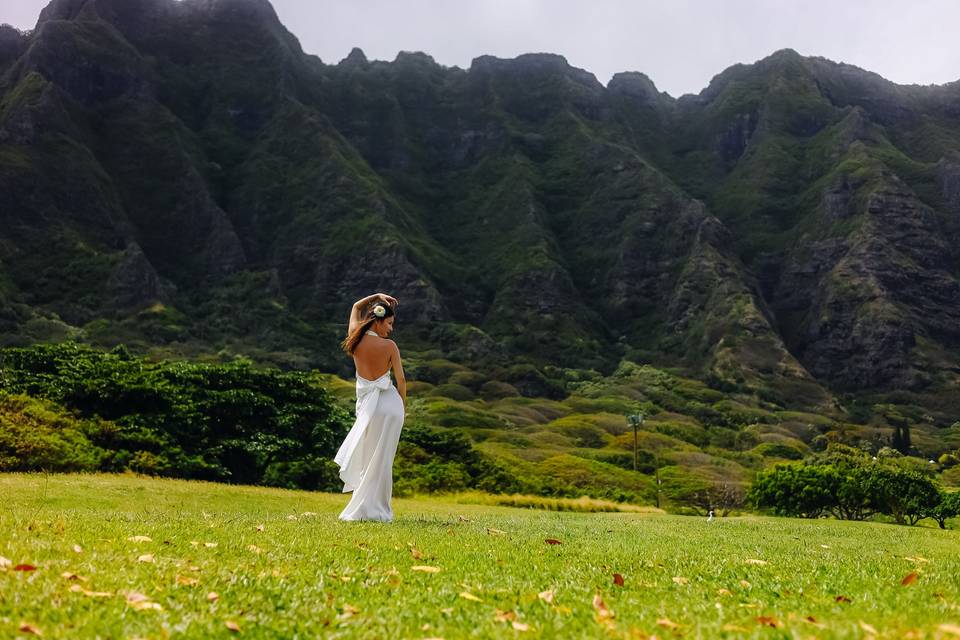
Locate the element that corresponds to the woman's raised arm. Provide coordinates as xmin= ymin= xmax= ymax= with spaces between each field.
xmin=347 ymin=292 xmax=399 ymax=334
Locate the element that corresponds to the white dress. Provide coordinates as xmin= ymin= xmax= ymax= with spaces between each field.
xmin=334 ymin=332 xmax=405 ymax=522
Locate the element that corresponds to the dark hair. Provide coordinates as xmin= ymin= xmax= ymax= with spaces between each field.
xmin=341 ymin=300 xmax=395 ymax=355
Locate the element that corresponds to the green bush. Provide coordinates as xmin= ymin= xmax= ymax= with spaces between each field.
xmin=0 ymin=394 xmax=107 ymax=472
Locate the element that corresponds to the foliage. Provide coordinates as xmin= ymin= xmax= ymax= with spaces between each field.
xmin=750 ymin=445 xmax=948 ymax=526
xmin=0 ymin=343 xmax=350 ymax=490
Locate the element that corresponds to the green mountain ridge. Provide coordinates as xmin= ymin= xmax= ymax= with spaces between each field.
xmin=2 ymin=0 xmax=960 ymax=427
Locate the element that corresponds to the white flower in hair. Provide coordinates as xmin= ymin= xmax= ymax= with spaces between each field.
xmin=373 ymin=304 xmax=387 ymax=318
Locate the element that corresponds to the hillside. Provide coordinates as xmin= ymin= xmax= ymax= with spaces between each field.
xmin=2 ymin=0 xmax=960 ymax=469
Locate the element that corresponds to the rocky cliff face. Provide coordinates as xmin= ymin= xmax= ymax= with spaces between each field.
xmin=2 ymin=1 xmax=960 ymax=413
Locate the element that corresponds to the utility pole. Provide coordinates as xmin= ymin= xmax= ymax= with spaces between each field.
xmin=626 ymin=412 xmax=645 ymax=472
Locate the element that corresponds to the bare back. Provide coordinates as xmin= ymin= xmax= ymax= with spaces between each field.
xmin=353 ymin=334 xmax=398 ymax=380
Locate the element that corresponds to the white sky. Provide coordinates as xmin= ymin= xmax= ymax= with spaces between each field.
xmin=2 ymin=0 xmax=958 ymax=97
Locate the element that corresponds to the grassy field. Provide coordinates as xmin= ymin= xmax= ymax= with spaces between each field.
xmin=2 ymin=474 xmax=959 ymax=639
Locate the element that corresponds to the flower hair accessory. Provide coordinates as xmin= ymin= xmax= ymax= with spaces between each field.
xmin=372 ymin=304 xmax=387 ymax=318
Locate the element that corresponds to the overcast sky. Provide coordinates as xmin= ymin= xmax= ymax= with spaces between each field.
xmin=3 ymin=0 xmax=958 ymax=97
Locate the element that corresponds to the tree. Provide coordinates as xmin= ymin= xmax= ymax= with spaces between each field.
xmin=866 ymin=465 xmax=940 ymax=525
xmin=927 ymin=491 xmax=960 ymax=529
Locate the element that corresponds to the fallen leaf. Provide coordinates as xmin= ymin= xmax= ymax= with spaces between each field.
xmin=739 ymin=580 xmax=751 ymax=588
xmin=137 ymin=554 xmax=155 ymax=563
xmin=538 ymin=590 xmax=555 ymax=604
xmin=18 ymin=622 xmax=42 ymax=636
xmin=755 ymin=616 xmax=779 ymax=628
xmin=204 ymin=542 xmax=218 ymax=548
xmin=60 ymin=572 xmax=87 ymax=581
xmin=512 ymin=621 xmax=530 ymax=631
xmin=593 ymin=594 xmax=614 ymax=621
xmin=176 ymin=575 xmax=199 ymax=586
xmin=458 ymin=515 xmax=471 ymax=522
xmin=286 ymin=515 xmax=298 ymax=521
xmin=247 ymin=545 xmax=262 ymax=554
xmin=301 ymin=511 xmax=317 ymax=517
xmin=656 ymin=618 xmax=679 ymax=629
xmin=860 ymin=620 xmax=878 ymax=635
xmin=613 ymin=573 xmax=624 ymax=586
xmin=672 ymin=576 xmax=688 ymax=585
xmin=938 ymin=624 xmax=960 ymax=637
xmin=125 ymin=592 xmax=163 ymax=611
xmin=494 ymin=609 xmax=516 ymax=622
xmin=14 ymin=564 xmax=37 ymax=572
xmin=411 ymin=565 xmax=441 ymax=573
xmin=835 ymin=595 xmax=852 ymax=603
xmin=717 ymin=588 xmax=733 ymax=597
xmin=72 ymin=545 xmax=83 ymax=554
xmin=745 ymin=558 xmax=769 ymax=565
xmin=255 ymin=524 xmax=265 ymax=532
xmin=544 ymin=538 xmax=562 ymax=545
xmin=904 ymin=556 xmax=929 ymax=564
xmin=410 ymin=547 xmax=425 ymax=560
xmin=69 ymin=584 xmax=112 ymax=597
xmin=0 ymin=556 xmax=11 ymax=568
xmin=225 ymin=620 xmax=241 ymax=633
xmin=901 ymin=572 xmax=918 ymax=586
xmin=127 ymin=536 xmax=152 ymax=543
xmin=459 ymin=592 xmax=482 ymax=602
xmin=820 ymin=544 xmax=830 ymax=549
xmin=486 ymin=528 xmax=506 ymax=535
xmin=207 ymin=592 xmax=220 ymax=601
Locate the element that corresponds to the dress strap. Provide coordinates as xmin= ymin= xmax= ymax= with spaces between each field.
xmin=365 ymin=329 xmax=379 ymax=337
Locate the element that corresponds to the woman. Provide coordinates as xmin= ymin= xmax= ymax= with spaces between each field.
xmin=334 ymin=292 xmax=407 ymax=522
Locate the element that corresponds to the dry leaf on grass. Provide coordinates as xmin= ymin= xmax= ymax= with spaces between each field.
xmin=544 ymin=538 xmax=562 ymax=545
xmin=255 ymin=524 xmax=265 ymax=532
xmin=672 ymin=576 xmax=688 ymax=585
xmin=137 ymin=554 xmax=155 ymax=563
xmin=125 ymin=592 xmax=163 ymax=611
xmin=14 ymin=564 xmax=37 ymax=571
xmin=835 ymin=595 xmax=852 ymax=603
xmin=127 ymin=536 xmax=152 ymax=543
xmin=593 ymin=594 xmax=614 ymax=622
xmin=538 ymin=590 xmax=555 ymax=604
xmin=717 ymin=588 xmax=733 ymax=597
xmin=61 ymin=572 xmax=87 ymax=582
xmin=204 ymin=542 xmax=218 ymax=548
xmin=225 ymin=620 xmax=241 ymax=633
xmin=938 ymin=624 xmax=960 ymax=637
xmin=901 ymin=572 xmax=919 ymax=586
xmin=176 ymin=575 xmax=199 ymax=586
xmin=18 ymin=622 xmax=42 ymax=636
xmin=247 ymin=545 xmax=262 ymax=554
xmin=207 ymin=592 xmax=220 ymax=601
xmin=69 ymin=584 xmax=113 ymax=598
xmin=459 ymin=592 xmax=482 ymax=602
xmin=745 ymin=558 xmax=769 ymax=565
xmin=486 ymin=528 xmax=506 ymax=535
xmin=72 ymin=545 xmax=83 ymax=554
xmin=494 ymin=609 xmax=516 ymax=623
xmin=411 ymin=565 xmax=441 ymax=573
xmin=512 ymin=621 xmax=530 ymax=631
xmin=739 ymin=580 xmax=751 ymax=588
xmin=860 ymin=621 xmax=878 ymax=635
xmin=0 ymin=556 xmax=11 ymax=569
xmin=613 ymin=573 xmax=624 ymax=586
xmin=755 ymin=616 xmax=779 ymax=628
xmin=656 ymin=618 xmax=680 ymax=630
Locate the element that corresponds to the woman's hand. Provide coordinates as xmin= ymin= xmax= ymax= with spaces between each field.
xmin=375 ymin=293 xmax=399 ymax=308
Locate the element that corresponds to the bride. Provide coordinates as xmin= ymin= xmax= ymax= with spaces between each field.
xmin=334 ymin=292 xmax=407 ymax=522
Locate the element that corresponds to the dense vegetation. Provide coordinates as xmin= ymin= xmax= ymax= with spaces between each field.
xmin=750 ymin=445 xmax=960 ymax=527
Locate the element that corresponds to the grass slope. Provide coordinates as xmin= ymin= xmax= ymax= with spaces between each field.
xmin=2 ymin=474 xmax=959 ymax=638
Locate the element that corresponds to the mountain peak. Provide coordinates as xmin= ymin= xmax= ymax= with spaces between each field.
xmin=608 ymin=71 xmax=671 ymax=102
xmin=340 ymin=47 xmax=368 ymax=66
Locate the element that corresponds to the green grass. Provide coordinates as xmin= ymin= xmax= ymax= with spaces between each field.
xmin=2 ymin=474 xmax=960 ymax=638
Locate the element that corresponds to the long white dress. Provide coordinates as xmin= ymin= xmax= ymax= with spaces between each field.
xmin=334 ymin=335 xmax=405 ymax=522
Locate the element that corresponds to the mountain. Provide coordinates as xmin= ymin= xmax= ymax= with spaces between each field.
xmin=2 ymin=0 xmax=960 ymax=424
